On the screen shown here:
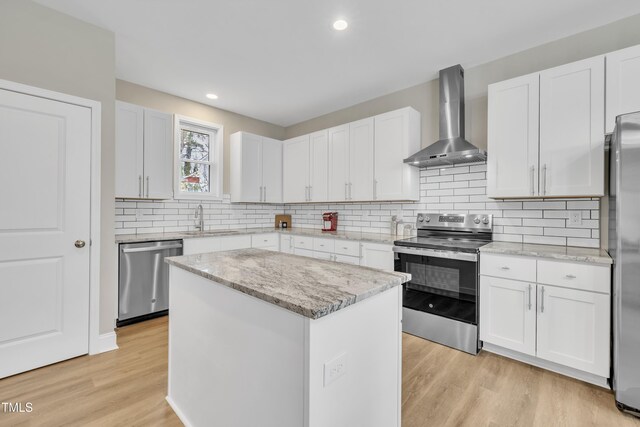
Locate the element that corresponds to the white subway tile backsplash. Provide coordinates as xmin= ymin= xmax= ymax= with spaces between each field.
xmin=114 ymin=161 xmax=601 ymax=248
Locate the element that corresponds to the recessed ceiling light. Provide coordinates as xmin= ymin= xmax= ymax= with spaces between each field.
xmin=206 ymin=93 xmax=218 ymax=100
xmin=333 ymin=19 xmax=348 ymax=31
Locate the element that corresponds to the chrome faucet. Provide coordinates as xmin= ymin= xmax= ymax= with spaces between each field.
xmin=194 ymin=205 xmax=204 ymax=232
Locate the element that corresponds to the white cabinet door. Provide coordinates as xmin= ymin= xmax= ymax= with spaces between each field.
xmin=536 ymin=285 xmax=610 ymax=377
xmin=373 ymin=108 xmax=420 ymax=201
xmin=309 ymin=130 xmax=329 ymax=202
xmin=230 ymin=132 xmax=263 ymax=203
xmin=115 ymin=101 xmax=144 ymax=198
xmin=479 ymin=276 xmax=536 ymax=356
xmin=262 ymin=137 xmax=282 ymax=203
xmin=539 ymin=56 xmax=605 ymax=197
xmin=143 ymin=109 xmax=173 ymax=199
xmin=279 ymin=235 xmax=293 ymax=254
xmin=328 ymin=124 xmax=350 ymax=202
xmin=606 ymin=44 xmax=640 ymax=133
xmin=349 ymin=118 xmax=374 ymax=201
xmin=487 ymin=74 xmax=540 ymax=198
xmin=283 ymin=135 xmax=310 ymax=203
xmin=360 ymin=242 xmax=394 ymax=271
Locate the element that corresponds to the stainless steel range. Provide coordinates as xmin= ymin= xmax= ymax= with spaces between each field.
xmin=393 ymin=213 xmax=492 ymax=354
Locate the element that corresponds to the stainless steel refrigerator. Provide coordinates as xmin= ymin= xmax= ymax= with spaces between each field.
xmin=610 ymin=111 xmax=640 ymax=416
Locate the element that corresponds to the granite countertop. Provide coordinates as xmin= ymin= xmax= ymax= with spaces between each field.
xmin=115 ymin=227 xmax=402 ymax=245
xmin=166 ymin=248 xmax=411 ymax=319
xmin=479 ymin=242 xmax=612 ymax=265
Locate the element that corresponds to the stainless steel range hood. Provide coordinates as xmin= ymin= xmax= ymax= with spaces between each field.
xmin=405 ymin=65 xmax=486 ymax=168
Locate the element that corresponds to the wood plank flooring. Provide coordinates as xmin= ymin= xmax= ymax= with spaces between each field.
xmin=0 ymin=317 xmax=637 ymax=426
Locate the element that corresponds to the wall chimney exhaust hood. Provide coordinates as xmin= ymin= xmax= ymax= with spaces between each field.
xmin=404 ymin=65 xmax=486 ymax=168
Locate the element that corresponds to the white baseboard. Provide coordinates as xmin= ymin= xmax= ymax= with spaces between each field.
xmin=166 ymin=396 xmax=194 ymax=427
xmin=482 ymin=342 xmax=610 ymax=388
xmin=97 ymin=332 xmax=119 ymax=353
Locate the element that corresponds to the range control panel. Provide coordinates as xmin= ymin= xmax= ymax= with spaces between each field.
xmin=416 ymin=213 xmax=492 ymax=230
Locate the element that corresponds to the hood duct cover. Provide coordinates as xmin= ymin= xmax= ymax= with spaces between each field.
xmin=404 ymin=64 xmax=486 ymax=168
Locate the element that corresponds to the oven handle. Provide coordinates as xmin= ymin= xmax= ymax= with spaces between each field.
xmin=392 ymin=246 xmax=478 ymax=262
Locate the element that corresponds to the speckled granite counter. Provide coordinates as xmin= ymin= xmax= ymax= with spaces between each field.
xmin=479 ymin=242 xmax=612 ymax=265
xmin=166 ymin=248 xmax=410 ymax=319
xmin=115 ymin=227 xmax=402 ymax=245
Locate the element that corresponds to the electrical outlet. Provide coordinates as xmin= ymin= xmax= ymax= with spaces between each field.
xmin=324 ymin=353 xmax=347 ymax=387
xmin=569 ymin=211 xmax=582 ymax=226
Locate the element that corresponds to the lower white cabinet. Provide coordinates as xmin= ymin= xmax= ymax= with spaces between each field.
xmin=280 ymin=235 xmax=294 ymax=254
xmin=360 ymin=242 xmax=395 ymax=271
xmin=480 ymin=253 xmax=611 ymax=382
xmin=251 ymin=233 xmax=279 ymax=251
xmin=480 ymin=276 xmax=536 ymax=356
xmin=536 ymin=285 xmax=610 ymax=377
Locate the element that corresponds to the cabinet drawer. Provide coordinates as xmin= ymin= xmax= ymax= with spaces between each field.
xmin=312 ymin=251 xmax=332 ymax=261
xmin=219 ymin=235 xmax=251 ymax=251
xmin=294 ymin=248 xmax=314 ymax=258
xmin=334 ymin=254 xmax=360 ymax=265
xmin=313 ymin=237 xmax=335 ymax=253
xmin=537 ymin=260 xmax=610 ymax=293
xmin=334 ymin=240 xmax=361 ymax=257
xmin=251 ymin=233 xmax=279 ymax=249
xmin=293 ymin=236 xmax=313 ymax=249
xmin=480 ymin=253 xmax=536 ymax=282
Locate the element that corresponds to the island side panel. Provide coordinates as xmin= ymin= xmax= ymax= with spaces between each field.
xmin=305 ymin=286 xmax=402 ymax=427
xmin=167 ymin=266 xmax=306 ymax=427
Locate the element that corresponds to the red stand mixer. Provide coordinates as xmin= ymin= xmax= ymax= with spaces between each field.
xmin=322 ymin=212 xmax=338 ymax=232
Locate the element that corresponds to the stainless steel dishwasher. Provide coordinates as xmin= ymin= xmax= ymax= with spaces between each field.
xmin=118 ymin=240 xmax=183 ymax=326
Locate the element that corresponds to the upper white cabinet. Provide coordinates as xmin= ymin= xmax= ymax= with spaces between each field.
xmin=374 ymin=108 xmax=421 ymax=201
xmin=230 ymin=132 xmax=282 ymax=203
xmin=283 ymin=135 xmax=310 ymax=203
xmin=282 ymin=131 xmax=329 ymax=203
xmin=487 ymin=74 xmax=539 ymax=198
xmin=487 ymin=56 xmax=604 ymax=198
xmin=328 ymin=124 xmax=350 ymax=201
xmin=349 ymin=117 xmax=375 ymax=201
xmin=539 ymin=56 xmax=604 ymax=197
xmin=115 ymin=101 xmax=173 ymax=199
xmin=606 ymin=44 xmax=640 ymax=133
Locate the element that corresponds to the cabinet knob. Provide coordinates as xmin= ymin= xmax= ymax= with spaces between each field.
xmin=500 ymin=266 xmax=510 ymax=270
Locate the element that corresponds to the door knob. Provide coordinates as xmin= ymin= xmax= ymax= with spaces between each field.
xmin=75 ymin=240 xmax=86 ymax=248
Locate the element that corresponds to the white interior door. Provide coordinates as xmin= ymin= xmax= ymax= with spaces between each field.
xmin=0 ymin=89 xmax=91 ymax=378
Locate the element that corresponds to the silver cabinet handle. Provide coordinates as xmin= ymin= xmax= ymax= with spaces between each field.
xmin=345 ymin=183 xmax=348 ymax=200
xmin=309 ymin=185 xmax=312 ymax=201
xmin=146 ymin=176 xmax=150 ymax=198
xmin=264 ymin=186 xmax=267 ymax=202
xmin=373 ymin=180 xmax=378 ymax=200
xmin=542 ymin=164 xmax=547 ymax=196
xmin=349 ymin=182 xmax=353 ymax=200
xmin=565 ymin=274 xmax=576 ymax=279
xmin=500 ymin=266 xmax=510 ymax=270
xmin=138 ymin=175 xmax=142 ymax=198
xmin=528 ymin=284 xmax=532 ymax=311
xmin=530 ymin=166 xmax=535 ymax=196
xmin=121 ymin=243 xmax=183 ymax=253
xmin=540 ymin=286 xmax=545 ymax=313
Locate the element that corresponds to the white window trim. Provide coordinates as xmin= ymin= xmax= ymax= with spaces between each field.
xmin=174 ymin=115 xmax=224 ymax=200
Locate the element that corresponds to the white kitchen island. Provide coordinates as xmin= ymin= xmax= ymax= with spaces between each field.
xmin=165 ymin=248 xmax=410 ymax=427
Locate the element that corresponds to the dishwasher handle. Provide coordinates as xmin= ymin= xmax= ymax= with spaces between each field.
xmin=121 ymin=243 xmax=183 ymax=254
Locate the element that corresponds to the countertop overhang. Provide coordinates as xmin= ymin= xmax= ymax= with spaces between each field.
xmin=166 ymin=248 xmax=411 ymax=319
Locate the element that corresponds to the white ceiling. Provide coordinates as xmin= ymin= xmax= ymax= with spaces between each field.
xmin=35 ymin=0 xmax=640 ymax=127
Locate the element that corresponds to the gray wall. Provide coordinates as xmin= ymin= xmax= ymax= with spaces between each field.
xmin=116 ymin=80 xmax=286 ymax=195
xmin=0 ymin=0 xmax=117 ymax=334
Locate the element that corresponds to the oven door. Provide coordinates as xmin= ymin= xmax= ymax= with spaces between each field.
xmin=394 ymin=247 xmax=478 ymax=325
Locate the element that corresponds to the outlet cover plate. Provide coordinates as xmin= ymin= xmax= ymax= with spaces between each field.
xmin=324 ymin=352 xmax=347 ymax=387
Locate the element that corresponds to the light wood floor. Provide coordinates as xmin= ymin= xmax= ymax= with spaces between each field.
xmin=0 ymin=317 xmax=638 ymax=426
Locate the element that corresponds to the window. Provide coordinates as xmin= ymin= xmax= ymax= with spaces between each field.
xmin=174 ymin=115 xmax=223 ymax=199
